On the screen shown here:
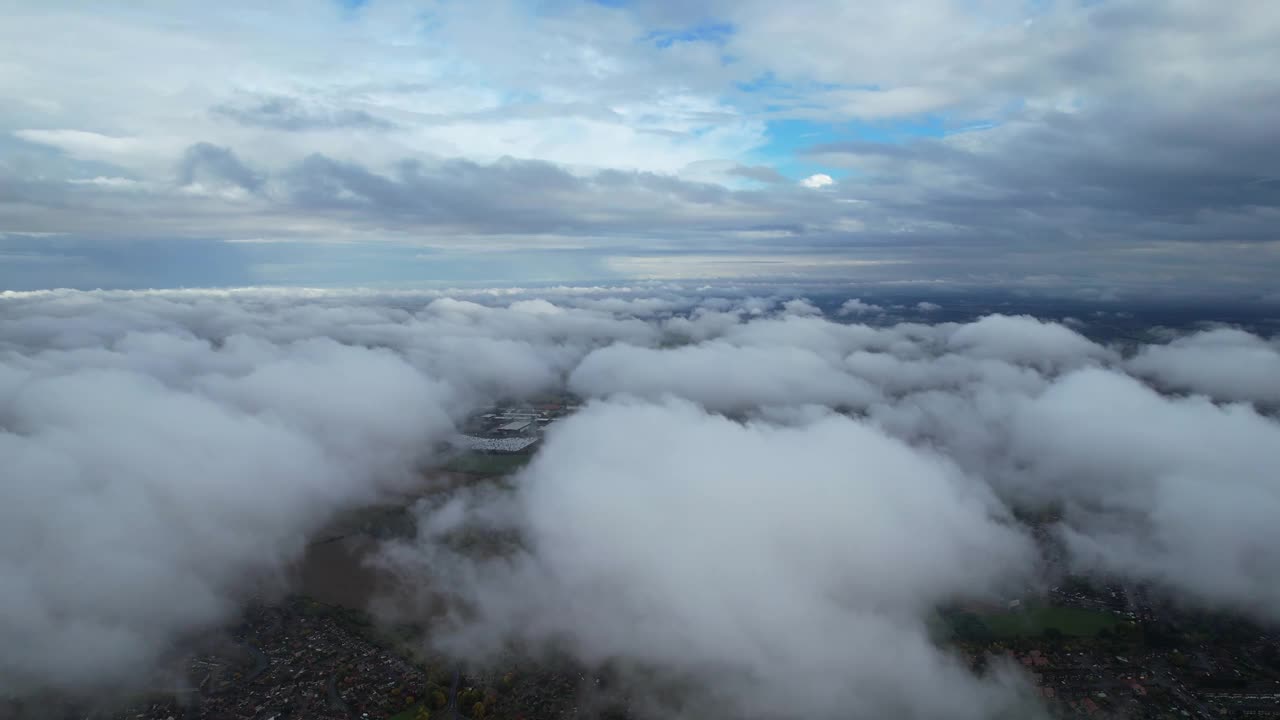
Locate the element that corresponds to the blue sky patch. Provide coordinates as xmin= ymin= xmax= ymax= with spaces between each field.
xmin=645 ymin=22 xmax=734 ymax=48
xmin=750 ymin=117 xmax=958 ymax=181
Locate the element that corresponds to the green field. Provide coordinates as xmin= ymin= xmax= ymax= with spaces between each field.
xmin=942 ymin=603 xmax=1122 ymax=641
xmin=979 ymin=604 xmax=1121 ymax=639
xmin=442 ymin=452 xmax=531 ymax=476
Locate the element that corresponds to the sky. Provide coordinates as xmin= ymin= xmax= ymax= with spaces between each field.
xmin=2 ymin=0 xmax=1279 ymax=296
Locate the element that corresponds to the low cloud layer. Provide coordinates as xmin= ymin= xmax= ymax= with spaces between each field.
xmin=2 ymin=287 xmax=1278 ymax=718
xmin=1127 ymin=327 xmax=1280 ymax=405
xmin=391 ymin=398 xmax=1039 ymax=719
xmin=0 ymin=323 xmax=455 ymax=694
xmin=1009 ymin=369 xmax=1280 ymax=618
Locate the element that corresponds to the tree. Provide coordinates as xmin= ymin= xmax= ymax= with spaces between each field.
xmin=949 ymin=611 xmax=991 ymax=643
xmin=472 ymin=701 xmax=487 ymax=719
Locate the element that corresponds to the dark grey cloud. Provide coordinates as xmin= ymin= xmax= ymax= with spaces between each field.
xmin=284 ymin=153 xmax=585 ymax=233
xmin=799 ymin=0 xmax=1280 ymax=256
xmin=211 ymin=95 xmax=396 ymax=131
xmin=281 ymin=152 xmax=805 ymax=236
xmin=177 ymin=143 xmax=264 ymax=192
xmin=8 ymin=123 xmax=1272 ymax=297
xmin=727 ymin=164 xmax=788 ymax=184
xmin=808 ymin=96 xmax=1280 ymax=235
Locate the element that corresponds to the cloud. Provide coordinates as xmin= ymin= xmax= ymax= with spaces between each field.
xmin=780 ymin=297 xmax=821 ymax=315
xmin=177 ymin=143 xmax=264 ymax=192
xmin=1007 ymin=369 xmax=1280 ymax=620
xmin=12 ymin=129 xmax=152 ymax=164
xmin=3 ymin=286 xmax=1279 ymax=718
xmin=211 ymin=95 xmax=396 ymax=131
xmin=726 ymin=164 xmax=788 ymax=184
xmin=569 ymin=340 xmax=881 ymax=412
xmin=917 ymin=301 xmax=941 ymax=312
xmin=0 ymin=287 xmax=658 ymax=695
xmin=380 ymin=291 xmax=1278 ymax=717
xmin=947 ymin=314 xmax=1113 ymax=372
xmin=385 ymin=398 xmax=1039 ymax=719
xmin=0 ymin=333 xmax=455 ymax=694
xmin=799 ymin=173 xmax=834 ymax=189
xmin=275 ymin=152 xmax=823 ymax=237
xmin=828 ymin=86 xmax=955 ymax=119
xmin=3 ymin=2 xmax=1280 ymax=292
xmin=838 ymin=297 xmax=884 ymax=315
xmin=1126 ymin=328 xmax=1280 ymax=405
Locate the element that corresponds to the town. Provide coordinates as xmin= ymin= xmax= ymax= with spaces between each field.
xmin=68 ymin=501 xmax=1279 ymax=720
xmin=942 ymin=583 xmax=1280 ymax=718
xmin=62 ymin=596 xmax=592 ymax=720
xmin=48 ymin=403 xmax=1280 ymax=720
xmin=439 ymin=400 xmax=580 ymax=476
xmin=48 ymin=581 xmax=1279 ymax=720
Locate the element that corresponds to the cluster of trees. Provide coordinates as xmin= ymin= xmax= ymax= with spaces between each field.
xmin=941 ymin=604 xmax=1139 ymax=646
xmin=946 ymin=611 xmax=992 ymax=643
xmin=459 ymin=684 xmax=501 ymax=719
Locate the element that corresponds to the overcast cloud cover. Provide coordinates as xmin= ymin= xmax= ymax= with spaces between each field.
xmin=2 ymin=0 xmax=1278 ymax=293
xmin=5 ymin=287 xmax=1278 ymax=718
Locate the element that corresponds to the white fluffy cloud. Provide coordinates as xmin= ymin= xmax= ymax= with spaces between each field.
xmin=3 ymin=286 xmax=1278 ymax=719
xmin=947 ymin=314 xmax=1114 ymax=372
xmin=838 ymin=297 xmax=884 ymax=315
xmin=0 ymin=287 xmax=653 ymax=695
xmin=570 ymin=340 xmax=881 ymax=412
xmin=1008 ymin=368 xmax=1280 ymax=619
xmin=799 ymin=172 xmax=834 ymax=189
xmin=0 ymin=335 xmax=454 ymax=694
xmin=1127 ymin=328 xmax=1280 ymax=404
xmin=388 ymin=398 xmax=1039 ymax=719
